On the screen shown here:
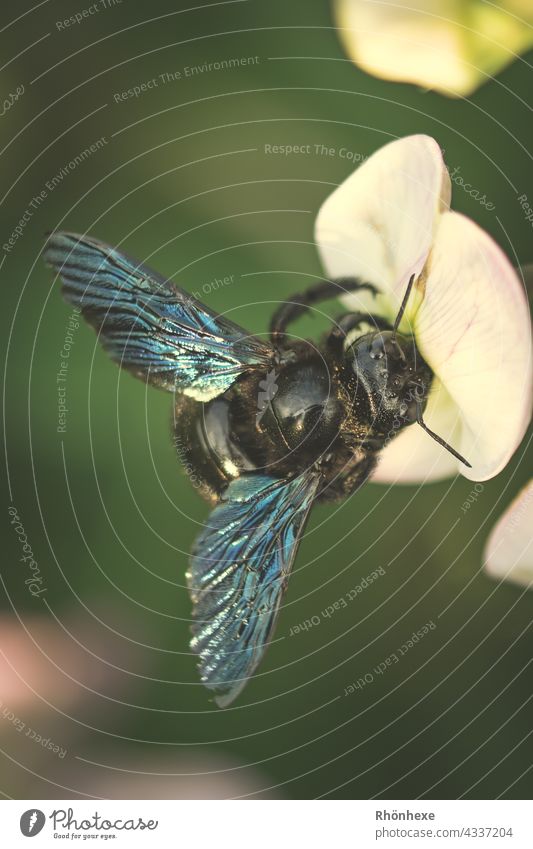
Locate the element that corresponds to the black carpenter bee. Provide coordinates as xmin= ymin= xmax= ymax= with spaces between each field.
xmin=44 ymin=232 xmax=470 ymax=706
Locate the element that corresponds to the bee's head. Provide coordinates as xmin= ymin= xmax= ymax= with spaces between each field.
xmin=339 ymin=271 xmax=471 ymax=468
xmin=346 ymin=329 xmax=433 ymax=430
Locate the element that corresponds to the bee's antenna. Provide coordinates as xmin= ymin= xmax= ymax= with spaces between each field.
xmin=392 ymin=273 xmax=416 ymax=337
xmin=416 ymin=404 xmax=472 ymax=468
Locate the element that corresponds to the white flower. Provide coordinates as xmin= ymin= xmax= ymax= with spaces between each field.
xmin=315 ymin=134 xmax=532 ymax=483
xmin=333 ymin=0 xmax=533 ymax=98
xmin=484 ymin=479 xmax=533 ymax=587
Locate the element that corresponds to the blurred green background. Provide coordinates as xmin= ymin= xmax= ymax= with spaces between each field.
xmin=1 ymin=0 xmax=532 ymax=800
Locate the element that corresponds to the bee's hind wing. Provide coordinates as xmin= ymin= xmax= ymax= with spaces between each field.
xmin=188 ymin=471 xmax=320 ymax=707
xmin=44 ymin=231 xmax=273 ymax=401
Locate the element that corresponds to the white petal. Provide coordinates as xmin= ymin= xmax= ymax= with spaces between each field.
xmin=334 ymin=0 xmax=533 ymax=98
xmin=315 ymin=134 xmax=451 ymax=319
xmin=371 ymin=378 xmax=460 ymax=484
xmin=484 ymin=480 xmax=533 ymax=588
xmin=415 ymin=211 xmax=532 ymax=481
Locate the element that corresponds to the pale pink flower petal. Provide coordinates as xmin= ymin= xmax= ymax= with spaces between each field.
xmin=315 ymin=134 xmax=451 ymax=318
xmin=334 ymin=0 xmax=533 ymax=98
xmin=415 ymin=211 xmax=532 ymax=481
xmin=485 ymin=480 xmax=533 ymax=587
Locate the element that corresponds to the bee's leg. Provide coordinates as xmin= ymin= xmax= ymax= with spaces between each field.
xmin=326 ymin=312 xmax=391 ymax=358
xmin=269 ymin=277 xmax=378 ymax=346
xmin=317 ymin=451 xmax=378 ymax=502
xmin=341 ymin=453 xmax=379 ymax=498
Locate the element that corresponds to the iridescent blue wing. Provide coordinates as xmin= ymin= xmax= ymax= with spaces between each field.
xmin=44 ymin=231 xmax=273 ymax=400
xmin=188 ymin=471 xmax=319 ymax=707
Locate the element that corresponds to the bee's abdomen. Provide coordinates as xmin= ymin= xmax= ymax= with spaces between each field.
xmin=173 ymin=393 xmax=259 ymax=502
